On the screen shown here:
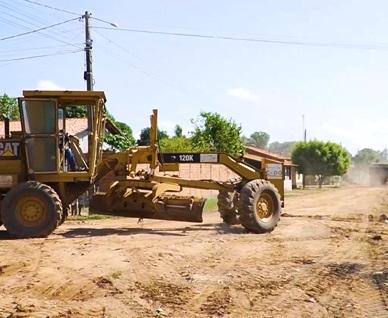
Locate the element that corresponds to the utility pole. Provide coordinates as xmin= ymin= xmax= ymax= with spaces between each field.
xmin=83 ymin=11 xmax=93 ymax=91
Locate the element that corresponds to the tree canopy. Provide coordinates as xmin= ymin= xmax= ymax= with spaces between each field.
xmin=0 ymin=94 xmax=19 ymax=120
xmin=174 ymin=125 xmax=183 ymax=137
xmin=353 ymin=148 xmax=384 ymax=166
xmin=64 ymin=106 xmax=87 ymax=118
xmin=191 ymin=112 xmax=243 ymax=156
xmin=291 ymin=140 xmax=350 ymax=187
xmin=137 ymin=127 xmax=169 ymax=146
xmin=104 ymin=114 xmax=135 ymax=150
xmin=246 ymin=131 xmax=270 ymax=149
xmin=159 ymin=136 xmax=196 ymax=152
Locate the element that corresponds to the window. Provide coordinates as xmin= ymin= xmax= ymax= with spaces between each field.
xmin=21 ymin=99 xmax=57 ymax=172
xmin=22 ymin=99 xmax=56 ymax=134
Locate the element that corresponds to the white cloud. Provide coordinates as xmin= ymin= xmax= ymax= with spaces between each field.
xmin=36 ymin=80 xmax=63 ymax=90
xmin=227 ymin=88 xmax=259 ymax=102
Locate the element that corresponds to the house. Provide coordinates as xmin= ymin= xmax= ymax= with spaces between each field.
xmin=243 ymin=146 xmax=299 ymax=191
xmin=1 ymin=117 xmax=87 ymax=134
xmin=1 ymin=118 xmax=97 ymax=154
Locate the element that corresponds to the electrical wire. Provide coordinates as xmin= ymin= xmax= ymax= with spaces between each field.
xmin=18 ymin=0 xmax=80 ymax=16
xmin=0 ymin=49 xmax=82 ymax=62
xmin=0 ymin=44 xmax=82 ymax=58
xmin=92 ymin=26 xmax=388 ymax=51
xmin=0 ymin=1 xmax=82 ymax=42
xmin=0 ymin=15 xmax=83 ymax=49
xmin=0 ymin=17 xmax=80 ymax=41
xmin=93 ymin=29 xmax=195 ymax=98
xmin=0 ymin=43 xmax=78 ymax=53
xmin=93 ymin=28 xmax=143 ymax=62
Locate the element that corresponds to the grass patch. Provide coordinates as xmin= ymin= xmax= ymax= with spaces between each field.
xmin=67 ymin=214 xmax=112 ymax=221
xmin=111 ymin=271 xmax=123 ymax=279
xmin=204 ymin=197 xmax=218 ymax=212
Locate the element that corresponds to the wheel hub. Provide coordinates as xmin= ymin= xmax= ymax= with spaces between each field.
xmin=16 ymin=197 xmax=46 ymax=226
xmin=255 ymin=194 xmax=274 ymax=221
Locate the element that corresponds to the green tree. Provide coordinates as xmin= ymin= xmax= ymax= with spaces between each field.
xmin=64 ymin=106 xmax=87 ymax=118
xmin=353 ymin=148 xmax=383 ymax=166
xmin=159 ymin=136 xmax=197 ymax=152
xmin=137 ymin=127 xmax=169 ymax=146
xmin=291 ymin=140 xmax=350 ymax=188
xmin=0 ymin=94 xmax=19 ymax=120
xmin=191 ymin=112 xmax=243 ymax=156
xmin=247 ymin=131 xmax=270 ymax=149
xmin=174 ymin=125 xmax=183 ymax=137
xmin=104 ymin=114 xmax=135 ymax=150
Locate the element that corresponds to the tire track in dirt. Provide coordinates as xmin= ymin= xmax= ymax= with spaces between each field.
xmin=262 ymin=188 xmax=388 ymax=317
xmin=0 ymin=186 xmax=387 ymax=317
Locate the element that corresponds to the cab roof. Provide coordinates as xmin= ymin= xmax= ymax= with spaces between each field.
xmin=22 ymin=90 xmax=106 ymax=101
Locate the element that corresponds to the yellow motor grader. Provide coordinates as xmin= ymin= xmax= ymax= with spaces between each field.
xmin=0 ymin=90 xmax=283 ymax=238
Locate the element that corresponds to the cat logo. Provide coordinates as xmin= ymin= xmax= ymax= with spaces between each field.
xmin=0 ymin=141 xmax=20 ymax=159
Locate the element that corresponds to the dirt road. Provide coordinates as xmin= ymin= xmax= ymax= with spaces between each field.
xmin=0 ymin=186 xmax=387 ymax=318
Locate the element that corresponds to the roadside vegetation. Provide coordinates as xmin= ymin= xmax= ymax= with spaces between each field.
xmin=2 ymin=91 xmax=386 ymax=189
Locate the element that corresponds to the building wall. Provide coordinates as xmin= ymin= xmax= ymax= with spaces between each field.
xmin=284 ymin=178 xmax=292 ymax=191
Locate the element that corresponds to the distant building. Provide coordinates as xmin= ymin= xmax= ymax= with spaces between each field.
xmin=244 ymin=146 xmax=300 ymax=190
xmin=369 ymin=163 xmax=388 ymax=186
xmin=1 ymin=118 xmax=90 ymax=153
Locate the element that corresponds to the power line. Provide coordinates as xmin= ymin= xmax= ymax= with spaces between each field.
xmin=0 ymin=43 xmax=76 ymax=52
xmin=93 ymin=28 xmax=143 ymax=62
xmin=93 ymin=29 xmax=200 ymax=98
xmin=0 ymin=17 xmax=80 ymax=41
xmin=19 ymin=0 xmax=80 ymax=16
xmin=0 ymin=15 xmax=83 ymax=49
xmin=0 ymin=44 xmax=83 ymax=58
xmin=0 ymin=49 xmax=82 ymax=62
xmin=0 ymin=1 xmax=82 ymax=42
xmin=92 ymin=25 xmax=388 ymax=51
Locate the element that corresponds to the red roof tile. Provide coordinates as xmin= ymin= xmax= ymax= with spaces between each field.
xmin=244 ymin=146 xmax=297 ymax=166
xmin=0 ymin=118 xmax=88 ymax=137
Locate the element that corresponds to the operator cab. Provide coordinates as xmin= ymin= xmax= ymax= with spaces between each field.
xmin=18 ymin=90 xmax=106 ymax=179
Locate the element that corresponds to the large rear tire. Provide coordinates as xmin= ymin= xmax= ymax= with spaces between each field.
xmin=238 ymin=179 xmax=281 ymax=233
xmin=1 ymin=181 xmax=62 ymax=238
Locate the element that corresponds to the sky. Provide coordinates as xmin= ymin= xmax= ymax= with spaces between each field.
xmin=1 ymin=0 xmax=388 ymax=155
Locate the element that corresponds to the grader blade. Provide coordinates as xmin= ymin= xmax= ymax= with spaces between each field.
xmin=90 ymin=191 xmax=205 ymax=223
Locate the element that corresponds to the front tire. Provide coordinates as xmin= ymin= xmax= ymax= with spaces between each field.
xmin=217 ymin=190 xmax=240 ymax=225
xmin=59 ymin=204 xmax=69 ymax=226
xmin=238 ymin=179 xmax=281 ymax=233
xmin=217 ymin=177 xmax=242 ymax=225
xmin=1 ymin=181 xmax=62 ymax=238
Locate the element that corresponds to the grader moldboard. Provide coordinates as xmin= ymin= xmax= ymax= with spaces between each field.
xmin=0 ymin=90 xmax=283 ymax=238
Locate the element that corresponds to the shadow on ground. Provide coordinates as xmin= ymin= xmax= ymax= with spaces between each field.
xmin=60 ymin=222 xmax=246 ymax=238
xmin=0 ymin=222 xmax=247 ymax=240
